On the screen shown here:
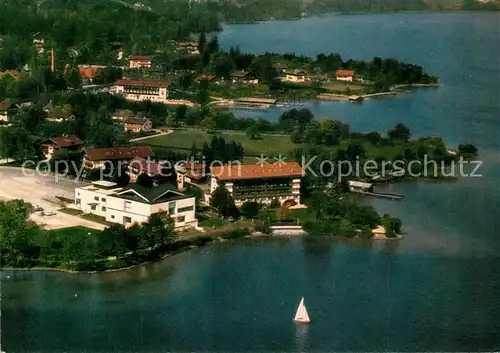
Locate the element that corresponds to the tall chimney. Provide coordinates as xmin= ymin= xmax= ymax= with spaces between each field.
xmin=51 ymin=48 xmax=55 ymax=72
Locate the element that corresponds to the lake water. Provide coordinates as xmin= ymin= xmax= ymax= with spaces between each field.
xmin=3 ymin=13 xmax=500 ymax=352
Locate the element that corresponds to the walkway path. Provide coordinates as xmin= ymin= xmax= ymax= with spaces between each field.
xmin=129 ymin=129 xmax=173 ymax=142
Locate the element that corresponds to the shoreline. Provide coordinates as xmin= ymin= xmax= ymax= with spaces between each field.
xmin=1 ymin=231 xmax=402 ymax=275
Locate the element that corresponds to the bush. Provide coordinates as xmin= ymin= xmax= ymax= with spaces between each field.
xmin=221 ymin=228 xmax=251 ymax=240
xmin=255 ymin=221 xmax=272 ymax=234
xmin=269 ymin=199 xmax=281 ymax=209
xmin=189 ymin=235 xmax=213 ymax=247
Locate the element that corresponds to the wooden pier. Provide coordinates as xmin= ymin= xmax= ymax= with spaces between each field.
xmin=355 ymin=191 xmax=404 ymax=200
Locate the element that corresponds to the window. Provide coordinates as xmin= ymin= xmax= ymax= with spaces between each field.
xmin=168 ymin=202 xmax=176 ymax=214
xmin=94 ymin=196 xmax=99 ymax=201
xmin=101 ymin=206 xmax=106 ymax=212
xmin=177 ymin=216 xmax=185 ymax=223
xmin=90 ymin=205 xmax=97 ymax=211
xmin=177 ymin=206 xmax=194 ymax=213
xmin=111 ymin=215 xmax=115 ymax=219
xmin=101 ymin=198 xmax=106 ymax=202
xmin=123 ymin=216 xmax=132 ymax=223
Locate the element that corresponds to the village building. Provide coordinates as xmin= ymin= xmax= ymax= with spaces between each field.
xmin=347 ymin=180 xmax=374 ymax=193
xmin=198 ymin=73 xmax=216 ymax=82
xmin=83 ymin=146 xmax=154 ymax=170
xmin=78 ymin=65 xmax=105 ymax=84
xmin=0 ymin=70 xmax=21 ymax=81
xmin=177 ymin=42 xmax=199 ymax=55
xmin=283 ymin=70 xmax=308 ymax=83
xmin=41 ymin=135 xmax=84 ymax=160
xmin=209 ymin=162 xmax=304 ymax=206
xmin=32 ymin=33 xmax=45 ymax=54
xmin=111 ymin=109 xmax=135 ymax=121
xmin=43 ymin=101 xmax=75 ymax=122
xmin=74 ymin=181 xmax=198 ymax=230
xmin=129 ymin=55 xmax=153 ymax=69
xmin=123 ymin=117 xmax=152 ymax=133
xmin=112 ymin=79 xmax=169 ymax=104
xmin=127 ymin=156 xmax=170 ymax=183
xmin=230 ymin=70 xmax=259 ymax=85
xmin=175 ymin=161 xmax=207 ymax=190
xmin=273 ymin=62 xmax=288 ymax=73
xmin=336 ymin=70 xmax=355 ymax=82
xmin=0 ymin=100 xmax=12 ymax=122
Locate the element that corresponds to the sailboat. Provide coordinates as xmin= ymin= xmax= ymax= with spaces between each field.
xmin=293 ymin=297 xmax=311 ymax=324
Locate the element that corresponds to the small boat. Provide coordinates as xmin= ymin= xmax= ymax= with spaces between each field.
xmin=293 ymin=297 xmax=311 ymax=324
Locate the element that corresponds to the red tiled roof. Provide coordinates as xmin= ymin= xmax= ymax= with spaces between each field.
xmin=336 ymin=70 xmax=355 ymax=77
xmin=84 ymin=146 xmax=153 ymax=161
xmin=130 ymin=55 xmax=152 ymax=61
xmin=45 ymin=135 xmax=84 ymax=148
xmin=0 ymin=70 xmax=20 ymax=80
xmin=178 ymin=42 xmax=198 ymax=47
xmin=116 ymin=79 xmax=170 ymax=88
xmin=211 ymin=162 xmax=304 ymax=181
xmin=128 ymin=156 xmax=164 ymax=176
xmin=78 ymin=66 xmax=99 ymax=79
xmin=199 ymin=73 xmax=216 ymax=81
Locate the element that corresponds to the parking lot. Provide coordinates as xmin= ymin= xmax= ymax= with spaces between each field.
xmin=0 ymin=167 xmax=106 ymax=230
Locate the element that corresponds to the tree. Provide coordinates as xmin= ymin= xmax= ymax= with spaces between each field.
xmin=207 ymin=36 xmax=219 ymax=54
xmin=246 ymin=125 xmax=261 ymax=140
xmin=190 ymin=141 xmax=198 ymax=158
xmin=458 ymin=144 xmax=478 ymax=156
xmin=0 ymin=199 xmax=40 ymax=266
xmin=240 ymin=201 xmax=260 ymax=219
xmin=64 ymin=66 xmax=82 ymax=89
xmin=210 ymin=186 xmax=237 ymax=217
xmin=276 ymin=204 xmax=290 ymax=221
xmin=201 ymin=116 xmax=216 ymax=133
xmin=209 ymin=52 xmax=235 ymax=79
xmin=339 ymin=219 xmax=356 ymax=238
xmin=196 ymin=79 xmax=210 ymax=106
xmin=388 ymin=123 xmax=411 ymax=142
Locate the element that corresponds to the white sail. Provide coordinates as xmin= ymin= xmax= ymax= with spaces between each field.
xmin=293 ymin=297 xmax=311 ymax=324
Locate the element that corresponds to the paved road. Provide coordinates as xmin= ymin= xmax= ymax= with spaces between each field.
xmin=0 ymin=166 xmax=104 ymax=230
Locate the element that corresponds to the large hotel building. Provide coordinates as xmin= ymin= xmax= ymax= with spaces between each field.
xmin=113 ymin=79 xmax=169 ymax=104
xmin=209 ymin=162 xmax=304 ymax=207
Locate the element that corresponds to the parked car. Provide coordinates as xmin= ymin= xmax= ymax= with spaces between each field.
xmin=44 ymin=211 xmax=56 ymax=216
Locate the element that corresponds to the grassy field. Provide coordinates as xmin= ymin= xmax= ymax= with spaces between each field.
xmin=141 ymin=129 xmax=298 ymax=157
xmin=322 ymin=81 xmax=368 ymax=92
xmin=47 ymin=226 xmax=98 ymax=237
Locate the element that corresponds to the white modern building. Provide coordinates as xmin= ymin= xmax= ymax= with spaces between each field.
xmin=112 ymin=79 xmax=169 ymax=104
xmin=75 ymin=181 xmax=198 ymax=230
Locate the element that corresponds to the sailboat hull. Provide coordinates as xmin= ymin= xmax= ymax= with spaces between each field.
xmin=293 ymin=319 xmax=311 ymax=324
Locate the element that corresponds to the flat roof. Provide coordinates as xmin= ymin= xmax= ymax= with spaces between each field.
xmin=92 ymin=180 xmax=118 ymax=187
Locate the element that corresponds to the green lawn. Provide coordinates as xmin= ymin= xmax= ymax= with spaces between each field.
xmin=47 ymin=226 xmax=99 ymax=237
xmin=140 ymin=129 xmax=297 ymax=157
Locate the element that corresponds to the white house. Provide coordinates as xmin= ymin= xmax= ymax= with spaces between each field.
xmin=75 ymin=181 xmax=198 ymax=230
xmin=283 ymin=70 xmax=307 ymax=83
xmin=336 ymin=70 xmax=355 ymax=82
xmin=112 ymin=79 xmax=169 ymax=104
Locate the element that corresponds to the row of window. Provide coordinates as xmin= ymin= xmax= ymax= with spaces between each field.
xmin=177 ymin=205 xmax=194 ymax=213
xmin=124 ymin=87 xmax=161 ymax=95
xmin=94 ymin=196 xmax=106 ymax=202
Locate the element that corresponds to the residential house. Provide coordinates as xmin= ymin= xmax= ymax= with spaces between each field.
xmin=41 ymin=134 xmax=84 ymax=160
xmin=83 ymin=146 xmax=154 ymax=170
xmin=127 ymin=156 xmax=171 ymax=183
xmin=78 ymin=65 xmax=105 ymax=84
xmin=198 ymin=73 xmax=216 ymax=82
xmin=177 ymin=42 xmax=199 ymax=55
xmin=0 ymin=100 xmax=11 ymax=122
xmin=112 ymin=79 xmax=169 ymax=104
xmin=111 ymin=109 xmax=136 ymax=121
xmin=123 ymin=117 xmax=152 ymax=133
xmin=209 ymin=162 xmax=304 ymax=206
xmin=32 ymin=33 xmax=45 ymax=54
xmin=0 ymin=70 xmax=21 ymax=81
xmin=129 ymin=55 xmax=153 ymax=69
xmin=283 ymin=70 xmax=307 ymax=83
xmin=46 ymin=106 xmax=75 ymax=123
xmin=74 ymin=181 xmax=198 ymax=229
xmin=336 ymin=70 xmax=355 ymax=82
xmin=175 ymin=161 xmax=206 ymax=190
xmin=273 ymin=62 xmax=288 ymax=73
xmin=230 ymin=70 xmax=259 ymax=85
